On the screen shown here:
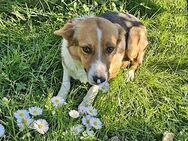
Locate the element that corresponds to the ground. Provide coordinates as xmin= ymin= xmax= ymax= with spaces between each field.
xmin=0 ymin=0 xmax=188 ymax=140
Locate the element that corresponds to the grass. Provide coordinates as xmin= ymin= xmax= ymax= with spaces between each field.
xmin=0 ymin=0 xmax=188 ymax=140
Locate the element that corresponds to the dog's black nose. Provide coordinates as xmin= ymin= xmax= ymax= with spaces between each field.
xmin=93 ymin=76 xmax=106 ymax=84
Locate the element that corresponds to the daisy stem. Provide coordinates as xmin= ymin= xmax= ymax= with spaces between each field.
xmin=57 ymin=107 xmax=63 ymax=129
xmin=6 ymin=103 xmax=16 ymax=137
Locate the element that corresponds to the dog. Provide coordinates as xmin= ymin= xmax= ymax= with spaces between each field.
xmin=54 ymin=11 xmax=148 ymax=107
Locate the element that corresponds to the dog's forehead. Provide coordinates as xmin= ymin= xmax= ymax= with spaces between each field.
xmin=75 ymin=17 xmax=119 ymax=42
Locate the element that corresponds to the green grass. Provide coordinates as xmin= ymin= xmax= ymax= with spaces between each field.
xmin=0 ymin=0 xmax=188 ymax=140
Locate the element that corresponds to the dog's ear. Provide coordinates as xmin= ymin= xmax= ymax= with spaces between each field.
xmin=54 ymin=20 xmax=76 ymax=40
xmin=115 ymin=24 xmax=126 ymax=43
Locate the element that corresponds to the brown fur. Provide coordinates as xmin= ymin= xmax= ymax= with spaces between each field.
xmin=123 ymin=26 xmax=148 ymax=74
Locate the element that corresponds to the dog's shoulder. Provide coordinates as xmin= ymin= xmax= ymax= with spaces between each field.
xmin=61 ymin=39 xmax=88 ymax=83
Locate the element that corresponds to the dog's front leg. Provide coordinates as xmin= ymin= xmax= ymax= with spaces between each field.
xmin=79 ymin=85 xmax=99 ymax=107
xmin=57 ymin=68 xmax=70 ymax=100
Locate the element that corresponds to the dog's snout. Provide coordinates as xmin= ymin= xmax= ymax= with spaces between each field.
xmin=93 ymin=75 xmax=106 ymax=84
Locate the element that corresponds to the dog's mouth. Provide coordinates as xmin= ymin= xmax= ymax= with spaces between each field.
xmin=87 ymin=73 xmax=108 ymax=86
xmin=85 ymin=61 xmax=108 ymax=85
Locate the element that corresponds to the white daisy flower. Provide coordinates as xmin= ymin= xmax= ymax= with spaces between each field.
xmin=86 ymin=128 xmax=94 ymax=136
xmin=14 ymin=109 xmax=30 ymax=120
xmin=86 ymin=106 xmax=97 ymax=116
xmin=82 ymin=115 xmax=92 ymax=128
xmin=70 ymin=124 xmax=84 ymax=135
xmin=33 ymin=119 xmax=49 ymax=134
xmin=90 ymin=117 xmax=102 ymax=129
xmin=29 ymin=106 xmax=43 ymax=116
xmin=0 ymin=124 xmax=5 ymax=137
xmin=78 ymin=106 xmax=87 ymax=114
xmin=99 ymin=81 xmax=109 ymax=93
xmin=69 ymin=110 xmax=79 ymax=118
xmin=17 ymin=117 xmax=34 ymax=129
xmin=51 ymin=96 xmax=65 ymax=107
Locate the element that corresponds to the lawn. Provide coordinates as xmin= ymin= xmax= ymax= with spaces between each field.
xmin=0 ymin=0 xmax=188 ymax=140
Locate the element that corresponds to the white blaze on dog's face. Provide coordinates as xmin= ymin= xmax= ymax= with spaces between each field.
xmin=54 ymin=17 xmax=125 ymax=85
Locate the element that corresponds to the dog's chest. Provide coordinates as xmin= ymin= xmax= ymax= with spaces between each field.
xmin=61 ymin=39 xmax=88 ymax=83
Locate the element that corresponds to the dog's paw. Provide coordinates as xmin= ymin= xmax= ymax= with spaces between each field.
xmin=126 ymin=70 xmax=135 ymax=82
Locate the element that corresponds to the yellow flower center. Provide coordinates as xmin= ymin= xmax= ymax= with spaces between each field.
xmin=33 ymin=110 xmax=38 ymax=115
xmin=93 ymin=121 xmax=97 ymax=126
xmin=38 ymin=124 xmax=44 ymax=129
xmin=22 ymin=119 xmax=28 ymax=124
xmin=89 ymin=109 xmax=93 ymax=113
xmin=86 ymin=119 xmax=90 ymax=124
xmin=19 ymin=112 xmax=24 ymax=117
xmin=55 ymin=99 xmax=60 ymax=103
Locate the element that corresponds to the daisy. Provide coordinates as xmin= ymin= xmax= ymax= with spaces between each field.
xmin=29 ymin=106 xmax=43 ymax=116
xmin=17 ymin=118 xmax=34 ymax=129
xmin=69 ymin=110 xmax=79 ymax=118
xmin=70 ymin=124 xmax=84 ymax=135
xmin=99 ymin=81 xmax=109 ymax=93
xmin=33 ymin=119 xmax=49 ymax=134
xmin=0 ymin=124 xmax=5 ymax=137
xmin=14 ymin=109 xmax=30 ymax=120
xmin=90 ymin=117 xmax=102 ymax=129
xmin=82 ymin=115 xmax=92 ymax=128
xmin=78 ymin=106 xmax=87 ymax=114
xmin=86 ymin=106 xmax=97 ymax=116
xmin=51 ymin=96 xmax=65 ymax=107
xmin=86 ymin=128 xmax=94 ymax=136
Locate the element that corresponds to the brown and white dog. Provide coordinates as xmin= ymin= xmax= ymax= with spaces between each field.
xmin=54 ymin=11 xmax=148 ymax=107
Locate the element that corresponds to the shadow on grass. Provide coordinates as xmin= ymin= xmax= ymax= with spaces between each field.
xmin=125 ymin=0 xmax=166 ymax=17
xmin=0 ymin=0 xmax=166 ymax=24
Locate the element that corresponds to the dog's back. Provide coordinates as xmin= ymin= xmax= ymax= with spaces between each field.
xmin=100 ymin=11 xmax=143 ymax=31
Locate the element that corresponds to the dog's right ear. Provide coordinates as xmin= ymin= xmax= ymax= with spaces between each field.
xmin=54 ymin=20 xmax=76 ymax=40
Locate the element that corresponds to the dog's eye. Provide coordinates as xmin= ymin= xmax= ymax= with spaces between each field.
xmin=81 ymin=46 xmax=92 ymax=54
xmin=106 ymin=46 xmax=115 ymax=54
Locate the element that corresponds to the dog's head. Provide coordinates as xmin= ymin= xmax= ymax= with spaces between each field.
xmin=54 ymin=17 xmax=125 ymax=85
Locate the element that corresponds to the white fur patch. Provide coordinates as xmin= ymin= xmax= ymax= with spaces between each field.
xmin=96 ymin=27 xmax=102 ymax=60
xmin=61 ymin=39 xmax=88 ymax=83
xmin=125 ymin=21 xmax=133 ymax=28
xmin=87 ymin=27 xmax=108 ymax=84
xmin=88 ymin=60 xmax=107 ymax=84
xmin=119 ymin=12 xmax=139 ymax=22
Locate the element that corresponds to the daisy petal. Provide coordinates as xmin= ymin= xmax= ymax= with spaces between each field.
xmin=0 ymin=124 xmax=5 ymax=137
xmin=14 ymin=109 xmax=30 ymax=120
xmin=90 ymin=117 xmax=102 ymax=129
xmin=33 ymin=119 xmax=49 ymax=134
xmin=69 ymin=110 xmax=79 ymax=118
xmin=78 ymin=106 xmax=87 ymax=114
xmin=99 ymin=81 xmax=109 ymax=93
xmin=86 ymin=106 xmax=97 ymax=116
xmin=51 ymin=96 xmax=65 ymax=108
xmin=70 ymin=124 xmax=84 ymax=135
xmin=82 ymin=115 xmax=92 ymax=128
xmin=29 ymin=106 xmax=43 ymax=116
xmin=17 ymin=117 xmax=34 ymax=129
xmin=86 ymin=128 xmax=94 ymax=136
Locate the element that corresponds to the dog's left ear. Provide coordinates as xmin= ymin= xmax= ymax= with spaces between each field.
xmin=54 ymin=20 xmax=76 ymax=40
xmin=115 ymin=24 xmax=126 ymax=43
